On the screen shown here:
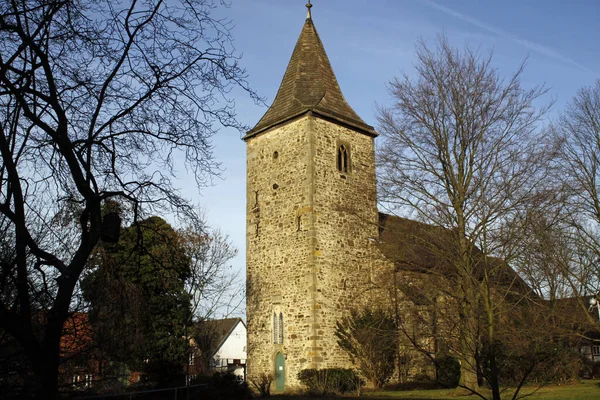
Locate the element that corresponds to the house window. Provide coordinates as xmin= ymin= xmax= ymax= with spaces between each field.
xmin=273 ymin=312 xmax=284 ymax=344
xmin=189 ymin=353 xmax=195 ymax=365
xmin=85 ymin=374 xmax=93 ymax=388
xmin=186 ymin=374 xmax=197 ymax=385
xmin=337 ymin=144 xmax=350 ymax=173
xmin=593 ymin=345 xmax=600 ymax=356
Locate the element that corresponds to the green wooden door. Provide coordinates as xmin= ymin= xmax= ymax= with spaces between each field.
xmin=275 ymin=352 xmax=285 ymax=391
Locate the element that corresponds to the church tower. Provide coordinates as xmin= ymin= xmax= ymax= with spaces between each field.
xmin=244 ymin=3 xmax=379 ymax=391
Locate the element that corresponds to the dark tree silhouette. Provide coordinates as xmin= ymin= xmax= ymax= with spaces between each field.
xmin=0 ymin=0 xmax=257 ymax=398
xmin=83 ymin=216 xmax=191 ymax=387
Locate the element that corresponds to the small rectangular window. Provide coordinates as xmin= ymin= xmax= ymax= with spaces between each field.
xmin=593 ymin=345 xmax=600 ymax=356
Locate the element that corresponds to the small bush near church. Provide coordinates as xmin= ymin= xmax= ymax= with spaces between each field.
xmin=203 ymin=371 xmax=249 ymax=399
xmin=297 ymin=368 xmax=363 ymax=395
xmin=480 ymin=341 xmax=583 ymax=386
xmin=435 ymin=352 xmax=460 ymax=388
xmin=335 ymin=308 xmax=398 ymax=388
xmin=249 ymin=372 xmax=273 ymax=397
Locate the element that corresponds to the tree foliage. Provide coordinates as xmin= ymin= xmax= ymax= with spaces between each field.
xmin=0 ymin=0 xmax=256 ymax=397
xmin=83 ymin=216 xmax=191 ymax=383
xmin=335 ymin=308 xmax=398 ymax=388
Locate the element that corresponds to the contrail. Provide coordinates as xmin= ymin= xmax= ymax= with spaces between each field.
xmin=423 ymin=0 xmax=598 ymax=77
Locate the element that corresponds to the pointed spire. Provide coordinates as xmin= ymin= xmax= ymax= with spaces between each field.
xmin=306 ymin=1 xmax=312 ymax=20
xmin=244 ymin=5 xmax=375 ymax=139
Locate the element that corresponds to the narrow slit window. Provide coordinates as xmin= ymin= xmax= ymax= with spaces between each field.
xmin=278 ymin=312 xmax=284 ymax=344
xmin=337 ymin=144 xmax=350 ymax=173
xmin=273 ymin=313 xmax=278 ymax=344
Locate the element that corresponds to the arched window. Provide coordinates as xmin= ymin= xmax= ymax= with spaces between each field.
xmin=278 ymin=312 xmax=284 ymax=344
xmin=337 ymin=144 xmax=350 ymax=173
xmin=273 ymin=312 xmax=284 ymax=344
xmin=273 ymin=313 xmax=278 ymax=344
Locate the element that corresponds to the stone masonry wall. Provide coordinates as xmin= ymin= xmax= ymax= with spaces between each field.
xmin=245 ymin=114 xmax=379 ymax=390
xmin=246 ymin=117 xmax=314 ymax=390
xmin=309 ymin=117 xmax=380 ymax=368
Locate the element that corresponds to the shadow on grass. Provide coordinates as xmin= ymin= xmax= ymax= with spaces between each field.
xmin=268 ymin=381 xmax=600 ymax=400
xmin=269 ymin=395 xmax=454 ymax=400
xmin=271 ymin=397 xmax=430 ymax=400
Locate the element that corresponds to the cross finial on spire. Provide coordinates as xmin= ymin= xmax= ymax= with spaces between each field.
xmin=306 ymin=1 xmax=312 ymax=20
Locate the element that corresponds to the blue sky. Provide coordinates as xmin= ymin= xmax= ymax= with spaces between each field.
xmin=179 ymin=0 xmax=600 ymax=316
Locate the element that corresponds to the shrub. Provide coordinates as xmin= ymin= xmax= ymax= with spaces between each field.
xmin=480 ymin=340 xmax=583 ymax=386
xmin=249 ymin=372 xmax=273 ymax=397
xmin=435 ymin=352 xmax=460 ymax=387
xmin=297 ymin=368 xmax=363 ymax=395
xmin=335 ymin=308 xmax=398 ymax=388
xmin=207 ymin=371 xmax=250 ymax=399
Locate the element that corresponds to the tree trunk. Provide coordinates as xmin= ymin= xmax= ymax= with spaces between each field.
xmin=458 ymin=354 xmax=478 ymax=392
xmin=488 ymin=345 xmax=501 ymax=400
xmin=32 ymin=351 xmax=60 ymax=400
xmin=483 ymin=273 xmax=501 ymax=400
xmin=457 ymin=307 xmax=479 ymax=393
xmin=456 ymin=213 xmax=479 ymax=394
xmin=33 ymin=307 xmax=69 ymax=400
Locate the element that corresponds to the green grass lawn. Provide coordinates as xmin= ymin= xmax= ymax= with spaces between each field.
xmin=272 ymin=380 xmax=600 ymax=400
xmin=365 ymin=380 xmax=599 ymax=400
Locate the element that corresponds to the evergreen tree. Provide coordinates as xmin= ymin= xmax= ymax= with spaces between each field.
xmin=83 ymin=216 xmax=191 ymax=386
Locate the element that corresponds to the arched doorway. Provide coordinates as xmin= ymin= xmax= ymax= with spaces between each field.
xmin=275 ymin=352 xmax=285 ymax=392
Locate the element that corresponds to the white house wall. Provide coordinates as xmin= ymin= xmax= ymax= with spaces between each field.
xmin=213 ymin=321 xmax=247 ymax=363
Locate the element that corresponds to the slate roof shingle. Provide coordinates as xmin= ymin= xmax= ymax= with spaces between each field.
xmin=244 ymin=15 xmax=376 ymax=139
xmin=194 ymin=318 xmax=244 ymax=358
xmin=377 ymin=213 xmax=533 ymax=297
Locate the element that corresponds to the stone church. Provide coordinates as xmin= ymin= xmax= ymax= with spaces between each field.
xmin=244 ymin=3 xmax=440 ymax=391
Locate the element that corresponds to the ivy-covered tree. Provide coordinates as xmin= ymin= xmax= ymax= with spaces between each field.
xmin=335 ymin=308 xmax=398 ymax=388
xmin=83 ymin=216 xmax=191 ymax=386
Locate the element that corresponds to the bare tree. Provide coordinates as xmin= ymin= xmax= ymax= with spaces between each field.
xmin=377 ymin=35 xmax=549 ymax=398
xmin=0 ymin=0 xmax=257 ymax=398
xmin=182 ymin=225 xmax=242 ymax=321
xmin=181 ymin=224 xmax=242 ymax=382
xmin=508 ymin=205 xmax=596 ymax=302
xmin=553 ymin=79 xmax=600 ymax=299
